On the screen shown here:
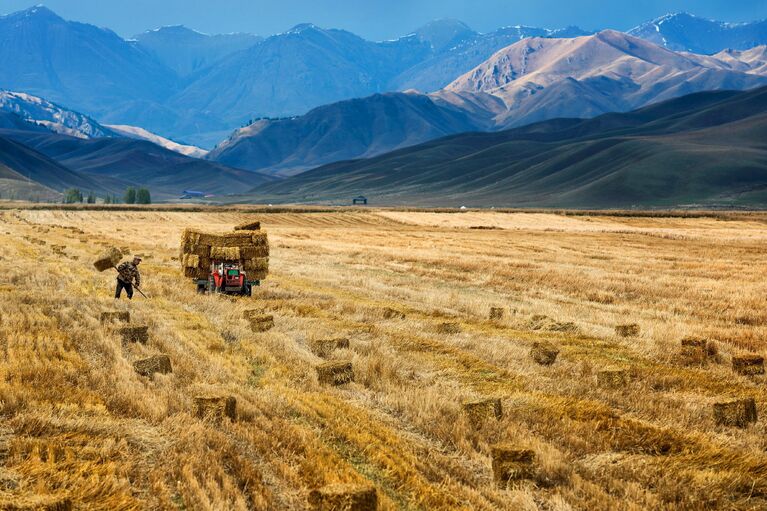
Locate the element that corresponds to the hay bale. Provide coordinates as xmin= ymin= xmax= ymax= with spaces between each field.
xmin=234 ymin=220 xmax=261 ymax=231
xmin=597 ymin=369 xmax=628 ymax=387
xmin=100 ymin=311 xmax=130 ymax=324
xmin=489 ymin=307 xmax=506 ymax=320
xmin=250 ymin=231 xmax=269 ymax=247
xmin=210 ymin=246 xmax=241 ymax=260
xmin=248 ymin=270 xmax=269 ymax=281
xmin=310 ymin=338 xmax=350 ymax=358
xmin=240 ymin=245 xmax=270 ymax=259
xmin=119 ymin=326 xmax=149 ymax=344
xmin=732 ymin=355 xmax=765 ymax=375
xmin=243 ymin=258 xmax=269 ymax=272
xmin=463 ymin=398 xmax=502 ymax=427
xmin=317 ymin=361 xmax=354 ymax=386
xmin=437 ymin=322 xmax=461 ymax=334
xmin=678 ymin=337 xmax=708 ymax=365
xmin=133 ymin=355 xmax=172 ymax=377
xmin=381 ymin=307 xmax=405 ymax=320
xmin=248 ymin=315 xmax=274 ymax=333
xmin=93 ymin=247 xmax=122 ymax=271
xmin=180 ymin=242 xmax=211 ymax=258
xmin=491 ymin=445 xmax=536 ymax=487
xmin=713 ymin=398 xmax=757 ymax=428
xmin=308 ymin=484 xmax=377 ymax=511
xmin=0 ymin=467 xmax=19 ymax=490
xmin=530 ymin=342 xmax=559 ymax=366
xmin=615 ymin=324 xmax=640 ymax=337
xmin=182 ymin=254 xmax=200 ymax=268
xmin=0 ymin=495 xmax=72 ymax=511
xmin=194 ymin=396 xmax=236 ymax=423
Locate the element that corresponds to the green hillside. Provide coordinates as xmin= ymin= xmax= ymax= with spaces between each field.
xmin=244 ymin=87 xmax=767 ymax=208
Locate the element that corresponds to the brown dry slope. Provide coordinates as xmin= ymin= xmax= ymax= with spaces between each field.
xmin=0 ymin=208 xmax=765 ymax=510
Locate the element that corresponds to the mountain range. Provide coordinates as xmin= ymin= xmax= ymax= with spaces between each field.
xmin=3 ymin=7 xmax=767 ymax=148
xmin=240 ymin=85 xmax=767 ymax=208
xmin=209 ymin=30 xmax=767 ymax=174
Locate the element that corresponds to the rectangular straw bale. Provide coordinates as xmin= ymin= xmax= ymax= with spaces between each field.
xmin=234 ymin=220 xmax=261 ymax=231
xmin=243 ymin=258 xmax=269 ymax=272
xmin=308 ymin=484 xmax=377 ymax=511
xmin=491 ymin=445 xmax=536 ymax=487
xmin=713 ymin=398 xmax=757 ymax=427
xmin=240 ymin=245 xmax=270 ymax=259
xmin=251 ymin=232 xmax=269 ymax=247
xmin=463 ymin=398 xmax=503 ymax=427
xmin=119 ymin=326 xmax=149 ymax=344
xmin=530 ymin=342 xmax=559 ymax=366
xmin=182 ymin=254 xmax=200 ymax=268
xmin=93 ymin=247 xmax=122 ymax=271
xmin=248 ymin=315 xmax=275 ymax=332
xmin=181 ymin=242 xmax=211 ymax=257
xmin=210 ymin=246 xmax=241 ymax=260
xmin=182 ymin=228 xmax=218 ymax=247
xmin=316 ymin=361 xmax=354 ymax=385
xmin=133 ymin=355 xmax=172 ymax=377
xmin=310 ymin=338 xmax=350 ymax=358
xmin=183 ymin=267 xmax=198 ymax=278
xmin=194 ymin=396 xmax=236 ymax=423
xmin=732 ymin=355 xmax=765 ymax=375
xmin=0 ymin=494 xmax=73 ymax=511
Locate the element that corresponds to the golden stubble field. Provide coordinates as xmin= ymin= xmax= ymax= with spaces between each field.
xmin=0 ymin=207 xmax=766 ymax=510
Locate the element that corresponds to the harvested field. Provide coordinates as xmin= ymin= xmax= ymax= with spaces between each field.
xmin=0 ymin=207 xmax=766 ymax=510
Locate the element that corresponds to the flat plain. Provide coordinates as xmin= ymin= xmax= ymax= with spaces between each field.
xmin=0 ymin=207 xmax=766 ymax=510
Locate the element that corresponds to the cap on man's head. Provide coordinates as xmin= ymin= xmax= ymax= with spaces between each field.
xmin=133 ymin=256 xmax=143 ymax=263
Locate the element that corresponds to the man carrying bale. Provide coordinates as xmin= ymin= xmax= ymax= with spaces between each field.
xmin=115 ymin=256 xmax=142 ymax=300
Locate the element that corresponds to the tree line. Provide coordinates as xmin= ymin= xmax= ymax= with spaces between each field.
xmin=63 ymin=187 xmax=151 ymax=204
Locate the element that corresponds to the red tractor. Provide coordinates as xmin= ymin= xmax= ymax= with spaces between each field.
xmin=196 ymin=261 xmax=259 ymax=296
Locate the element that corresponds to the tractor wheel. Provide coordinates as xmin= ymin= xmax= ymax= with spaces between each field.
xmin=196 ymin=283 xmax=206 ymax=294
xmin=245 ymin=284 xmax=252 ymax=297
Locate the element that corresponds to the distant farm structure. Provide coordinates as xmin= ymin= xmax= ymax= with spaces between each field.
xmin=353 ymin=196 xmax=368 ymax=205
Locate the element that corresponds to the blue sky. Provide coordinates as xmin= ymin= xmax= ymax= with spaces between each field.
xmin=2 ymin=0 xmax=767 ymax=39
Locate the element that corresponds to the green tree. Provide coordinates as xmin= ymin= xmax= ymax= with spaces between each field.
xmin=124 ymin=187 xmax=137 ymax=204
xmin=136 ymin=187 xmax=151 ymax=205
xmin=86 ymin=191 xmax=96 ymax=204
xmin=63 ymin=188 xmax=83 ymax=204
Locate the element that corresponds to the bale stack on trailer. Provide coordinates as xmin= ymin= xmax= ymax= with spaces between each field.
xmin=180 ymin=226 xmax=269 ymax=281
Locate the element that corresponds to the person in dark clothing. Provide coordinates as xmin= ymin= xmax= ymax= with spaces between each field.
xmin=115 ymin=256 xmax=142 ymax=299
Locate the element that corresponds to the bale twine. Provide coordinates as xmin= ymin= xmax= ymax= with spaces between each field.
xmin=732 ymin=355 xmax=765 ymax=376
xmin=133 ymin=355 xmax=172 ymax=377
xmin=489 ymin=307 xmax=506 ymax=320
xmin=310 ymin=338 xmax=350 ymax=358
xmin=308 ymin=484 xmax=377 ymax=511
xmin=317 ymin=361 xmax=354 ymax=386
xmin=615 ymin=324 xmax=640 ymax=337
xmin=100 ymin=311 xmax=130 ymax=324
xmin=437 ymin=322 xmax=461 ymax=334
xmin=490 ymin=445 xmax=536 ymax=487
xmin=119 ymin=326 xmax=149 ymax=344
xmin=713 ymin=398 xmax=757 ymax=428
xmin=597 ymin=369 xmax=628 ymax=387
xmin=248 ymin=315 xmax=275 ymax=333
xmin=194 ymin=396 xmax=237 ymax=423
xmin=530 ymin=342 xmax=559 ymax=366
xmin=463 ymin=398 xmax=503 ymax=427
xmin=93 ymin=247 xmax=122 ymax=272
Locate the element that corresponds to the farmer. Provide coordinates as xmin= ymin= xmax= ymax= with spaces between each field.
xmin=115 ymin=256 xmax=142 ymax=300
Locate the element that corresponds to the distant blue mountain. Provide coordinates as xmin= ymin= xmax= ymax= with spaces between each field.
xmin=629 ymin=12 xmax=767 ymax=54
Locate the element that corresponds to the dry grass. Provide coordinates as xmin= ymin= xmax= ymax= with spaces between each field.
xmin=0 ymin=208 xmax=765 ymax=510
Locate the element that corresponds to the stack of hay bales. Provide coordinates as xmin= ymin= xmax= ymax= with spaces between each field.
xmin=180 ymin=227 xmax=269 ymax=281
